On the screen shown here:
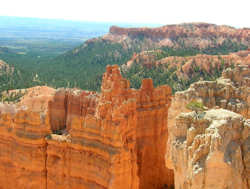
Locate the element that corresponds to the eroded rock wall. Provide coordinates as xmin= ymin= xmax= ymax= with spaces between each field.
xmin=0 ymin=105 xmax=50 ymax=189
xmin=0 ymin=65 xmax=173 ymax=189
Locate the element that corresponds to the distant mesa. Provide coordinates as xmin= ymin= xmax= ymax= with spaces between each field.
xmin=106 ymin=23 xmax=250 ymax=49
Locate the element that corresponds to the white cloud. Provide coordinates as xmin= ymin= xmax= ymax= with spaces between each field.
xmin=0 ymin=0 xmax=249 ymax=27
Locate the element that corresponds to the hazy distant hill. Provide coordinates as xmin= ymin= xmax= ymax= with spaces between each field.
xmin=0 ymin=16 xmax=110 ymax=40
xmin=0 ymin=16 xmax=161 ymax=40
xmin=0 ymin=16 xmax=113 ymax=61
xmin=0 ymin=16 xmax=161 ymax=64
xmin=0 ymin=17 xmax=163 ymax=93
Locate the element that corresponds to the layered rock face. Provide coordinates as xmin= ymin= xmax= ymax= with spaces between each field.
xmin=0 ymin=86 xmax=55 ymax=189
xmin=0 ymin=65 xmax=173 ymax=189
xmin=0 ymin=104 xmax=50 ymax=189
xmin=168 ymin=109 xmax=249 ymax=189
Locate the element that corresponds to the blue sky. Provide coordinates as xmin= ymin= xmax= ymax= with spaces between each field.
xmin=0 ymin=0 xmax=249 ymax=28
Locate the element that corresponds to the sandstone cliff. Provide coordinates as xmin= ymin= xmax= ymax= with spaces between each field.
xmin=167 ymin=109 xmax=249 ymax=189
xmin=0 ymin=65 xmax=173 ymax=189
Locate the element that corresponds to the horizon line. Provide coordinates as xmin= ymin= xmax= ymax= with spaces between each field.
xmin=0 ymin=15 xmax=248 ymax=29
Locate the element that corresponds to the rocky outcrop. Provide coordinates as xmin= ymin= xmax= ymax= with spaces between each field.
xmin=167 ymin=109 xmax=249 ymax=189
xmin=168 ymin=64 xmax=249 ymax=120
xmin=166 ymin=64 xmax=250 ymax=189
xmin=167 ymin=64 xmax=249 ymax=165
xmin=0 ymin=65 xmax=173 ymax=189
xmin=106 ymin=23 xmax=250 ymax=49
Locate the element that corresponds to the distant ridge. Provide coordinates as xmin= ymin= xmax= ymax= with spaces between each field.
xmin=0 ymin=21 xmax=249 ymax=93
xmin=40 ymin=22 xmax=249 ymax=91
xmin=107 ymin=23 xmax=250 ymax=49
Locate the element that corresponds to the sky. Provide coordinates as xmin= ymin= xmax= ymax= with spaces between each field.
xmin=0 ymin=0 xmax=249 ymax=28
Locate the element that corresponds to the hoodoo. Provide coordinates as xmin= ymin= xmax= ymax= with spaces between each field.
xmin=0 ymin=65 xmax=173 ymax=189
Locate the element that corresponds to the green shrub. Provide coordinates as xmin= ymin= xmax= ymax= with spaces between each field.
xmin=186 ymin=101 xmax=205 ymax=113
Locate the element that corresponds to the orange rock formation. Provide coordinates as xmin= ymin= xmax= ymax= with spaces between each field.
xmin=0 ymin=65 xmax=173 ymax=189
